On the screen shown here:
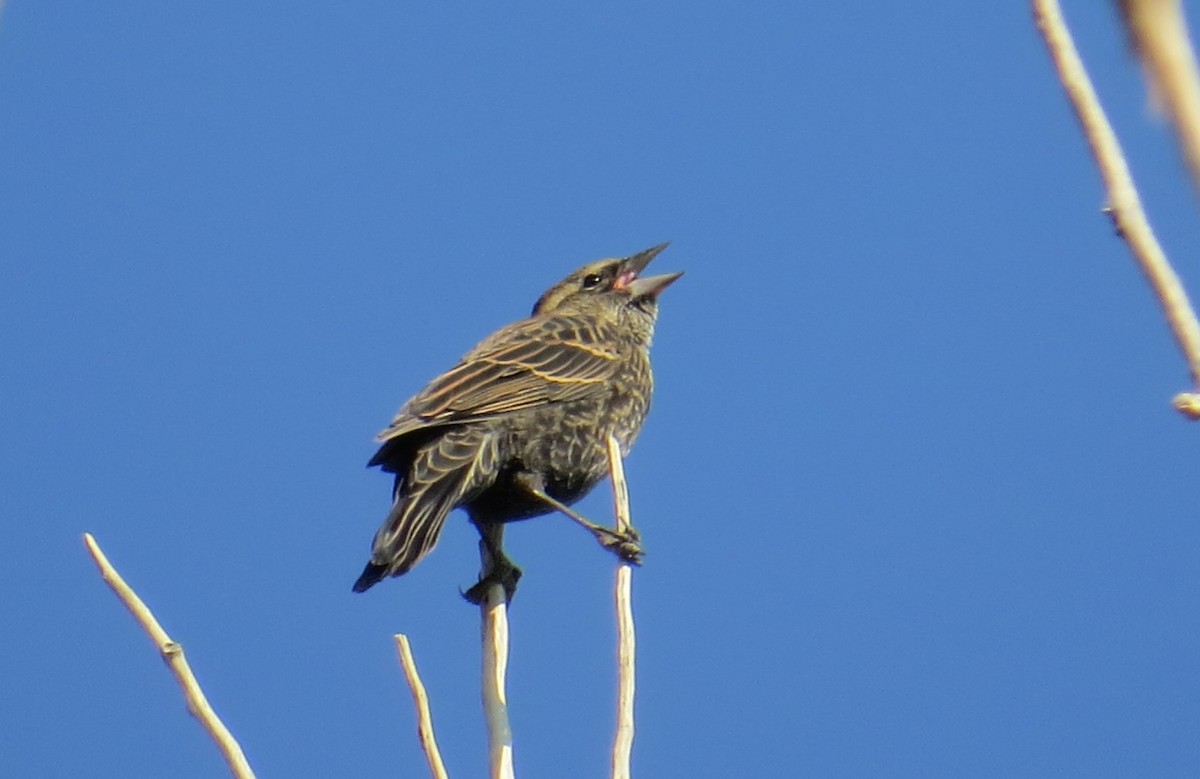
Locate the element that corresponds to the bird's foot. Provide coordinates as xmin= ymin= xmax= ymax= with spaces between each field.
xmin=596 ymin=525 xmax=644 ymax=566
xmin=462 ymin=559 xmax=523 ymax=605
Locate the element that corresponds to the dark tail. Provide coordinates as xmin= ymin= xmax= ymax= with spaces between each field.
xmin=352 ymin=562 xmax=388 ymax=593
xmin=352 ymin=427 xmax=497 ymax=593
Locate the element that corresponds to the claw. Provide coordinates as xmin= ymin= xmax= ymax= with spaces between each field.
xmin=462 ymin=557 xmax=523 ymax=605
xmin=598 ymin=528 xmax=644 ymax=566
xmin=462 ymin=565 xmax=523 ymax=604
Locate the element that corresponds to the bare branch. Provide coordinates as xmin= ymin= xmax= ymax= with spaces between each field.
xmin=394 ymin=634 xmax=450 ymax=779
xmin=82 ymin=533 xmax=256 ymax=779
xmin=479 ymin=579 xmax=515 ymax=779
xmin=1033 ymin=0 xmax=1200 ymax=417
xmin=1119 ymin=0 xmax=1200 ymax=196
xmin=605 ymin=435 xmax=636 ymax=779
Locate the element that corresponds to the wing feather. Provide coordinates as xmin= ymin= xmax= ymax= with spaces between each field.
xmin=375 ymin=315 xmax=620 ymax=444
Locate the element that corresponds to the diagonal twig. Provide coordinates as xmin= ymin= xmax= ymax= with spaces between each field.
xmin=1118 ymin=0 xmax=1200 ymax=200
xmin=82 ymin=532 xmax=256 ymax=779
xmin=1033 ymin=0 xmax=1200 ymax=417
xmin=394 ymin=634 xmax=450 ymax=779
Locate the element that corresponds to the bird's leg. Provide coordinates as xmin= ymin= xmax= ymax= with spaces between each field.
xmin=513 ymin=472 xmax=644 ymax=565
xmin=463 ymin=519 xmax=523 ymax=604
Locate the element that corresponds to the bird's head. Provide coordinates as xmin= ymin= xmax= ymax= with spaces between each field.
xmin=532 ymin=243 xmax=684 ymax=324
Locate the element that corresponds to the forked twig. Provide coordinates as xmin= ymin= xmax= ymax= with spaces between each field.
xmin=394 ymin=634 xmax=450 ymax=779
xmin=1033 ymin=0 xmax=1200 ymax=417
xmin=82 ymin=533 xmax=256 ymax=779
xmin=605 ymin=435 xmax=636 ymax=779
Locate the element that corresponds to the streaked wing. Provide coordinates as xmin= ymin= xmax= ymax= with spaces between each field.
xmin=376 ymin=315 xmax=620 ymax=443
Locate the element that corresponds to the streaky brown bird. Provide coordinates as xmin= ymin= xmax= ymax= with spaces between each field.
xmin=353 ymin=243 xmax=681 ymax=599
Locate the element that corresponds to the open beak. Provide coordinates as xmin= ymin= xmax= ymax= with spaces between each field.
xmin=614 ymin=242 xmax=684 ymax=299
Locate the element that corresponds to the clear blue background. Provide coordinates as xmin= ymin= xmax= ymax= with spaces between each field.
xmin=4 ymin=2 xmax=1200 ymax=777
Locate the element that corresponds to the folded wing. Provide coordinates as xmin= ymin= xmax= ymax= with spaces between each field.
xmin=369 ymin=315 xmax=621 ymax=467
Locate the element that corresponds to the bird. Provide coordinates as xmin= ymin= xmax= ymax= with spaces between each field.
xmin=352 ymin=243 xmax=682 ymax=600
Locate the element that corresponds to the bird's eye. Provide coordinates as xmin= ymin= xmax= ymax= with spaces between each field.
xmin=581 ymin=273 xmax=604 ymax=289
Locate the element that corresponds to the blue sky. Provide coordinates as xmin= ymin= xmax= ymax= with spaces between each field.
xmin=4 ymin=2 xmax=1200 ymax=777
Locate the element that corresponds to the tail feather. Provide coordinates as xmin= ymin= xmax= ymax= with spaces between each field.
xmin=352 ymin=427 xmax=498 ymax=593
xmin=352 ymin=562 xmax=388 ymax=593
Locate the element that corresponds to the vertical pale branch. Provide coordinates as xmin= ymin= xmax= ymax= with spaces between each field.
xmin=1033 ymin=0 xmax=1200 ymax=417
xmin=1119 ymin=0 xmax=1200 ymax=197
xmin=605 ymin=435 xmax=636 ymax=779
xmin=82 ymin=533 xmax=256 ymax=779
xmin=394 ymin=634 xmax=450 ymax=779
xmin=478 ymin=575 xmax=515 ymax=779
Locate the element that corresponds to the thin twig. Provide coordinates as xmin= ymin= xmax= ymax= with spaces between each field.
xmin=394 ymin=634 xmax=450 ymax=779
xmin=1033 ymin=0 xmax=1200 ymax=417
xmin=605 ymin=435 xmax=636 ymax=779
xmin=478 ymin=574 xmax=514 ymax=779
xmin=82 ymin=533 xmax=256 ymax=779
xmin=1119 ymin=0 xmax=1200 ymax=198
